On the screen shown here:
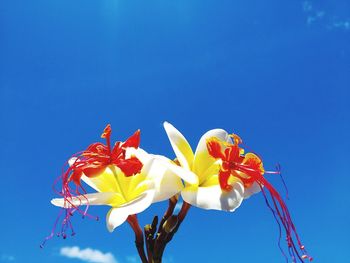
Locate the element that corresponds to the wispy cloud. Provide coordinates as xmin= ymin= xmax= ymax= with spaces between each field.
xmin=302 ymin=1 xmax=350 ymax=31
xmin=60 ymin=246 xmax=117 ymax=263
xmin=302 ymin=1 xmax=312 ymax=12
xmin=331 ymin=20 xmax=350 ymax=30
xmin=302 ymin=1 xmax=326 ymax=25
xmin=1 ymin=254 xmax=15 ymax=262
xmin=306 ymin=11 xmax=325 ymax=25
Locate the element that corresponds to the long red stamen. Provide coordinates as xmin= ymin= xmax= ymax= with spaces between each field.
xmin=44 ymin=125 xmax=143 ymax=246
xmin=206 ymin=136 xmax=312 ymax=262
xmin=237 ymin=165 xmax=312 ymax=262
xmin=101 ymin=124 xmax=112 ymax=153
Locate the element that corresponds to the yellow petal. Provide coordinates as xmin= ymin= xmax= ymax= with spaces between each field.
xmin=106 ymin=189 xmax=155 ymax=232
xmin=193 ymin=129 xmax=231 ymax=181
xmin=198 ymin=162 xmax=220 ymax=187
xmin=163 ymin=122 xmax=194 ymax=170
xmin=82 ymin=165 xmax=152 ymax=203
xmin=243 ymin=152 xmax=264 ymax=173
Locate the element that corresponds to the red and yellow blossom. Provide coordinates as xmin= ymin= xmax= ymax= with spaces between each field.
xmin=45 ymin=124 xmax=196 ymax=246
xmin=206 ymin=133 xmax=313 ymax=262
xmin=163 ymin=121 xmax=312 ymax=263
xmin=163 ymin=122 xmax=244 ymax=212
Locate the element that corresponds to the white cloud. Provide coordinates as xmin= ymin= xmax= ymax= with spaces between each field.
xmin=332 ymin=20 xmax=350 ymax=30
xmin=1 ymin=254 xmax=15 ymax=262
xmin=307 ymin=11 xmax=325 ymax=25
xmin=302 ymin=1 xmax=312 ymax=12
xmin=60 ymin=246 xmax=117 ymax=263
xmin=302 ymin=1 xmax=349 ymax=31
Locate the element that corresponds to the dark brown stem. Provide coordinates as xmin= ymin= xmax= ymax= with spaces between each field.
xmin=164 ymin=201 xmax=191 ymax=245
xmin=157 ymin=196 xmax=178 ymax=235
xmin=127 ymin=215 xmax=148 ymax=263
xmin=177 ymin=201 xmax=191 ymax=222
xmin=129 ymin=199 xmax=191 ymax=263
xmin=153 ymin=201 xmax=191 ymax=261
xmin=144 ymin=216 xmax=158 ymax=261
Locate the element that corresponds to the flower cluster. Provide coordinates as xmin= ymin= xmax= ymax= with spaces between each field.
xmin=46 ymin=122 xmax=312 ymax=262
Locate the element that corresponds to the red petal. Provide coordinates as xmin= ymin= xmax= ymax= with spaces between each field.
xmin=226 ymin=145 xmax=242 ymax=163
xmin=111 ymin=142 xmax=123 ymax=158
xmin=116 ymin=156 xmax=143 ymax=176
xmin=207 ymin=139 xmax=226 ymax=160
xmin=123 ymin=130 xmax=140 ymax=148
xmin=218 ymin=169 xmax=233 ymax=192
xmin=83 ymin=166 xmax=107 ymax=178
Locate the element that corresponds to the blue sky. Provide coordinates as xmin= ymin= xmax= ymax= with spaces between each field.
xmin=0 ymin=0 xmax=349 ymax=262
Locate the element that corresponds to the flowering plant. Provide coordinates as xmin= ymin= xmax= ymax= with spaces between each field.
xmin=44 ymin=122 xmax=312 ymax=263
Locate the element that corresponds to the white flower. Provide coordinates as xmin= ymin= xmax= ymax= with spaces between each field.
xmin=51 ymin=148 xmax=197 ymax=232
xmin=163 ymin=122 xmax=245 ymax=212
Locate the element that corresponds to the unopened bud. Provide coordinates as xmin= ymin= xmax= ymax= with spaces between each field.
xmin=144 ymin=224 xmax=152 ymax=233
xmin=163 ymin=216 xmax=178 ymax=233
xmin=152 ymin=216 xmax=158 ymax=228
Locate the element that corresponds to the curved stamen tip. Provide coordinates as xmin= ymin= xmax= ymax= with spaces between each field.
xmin=207 ymin=131 xmax=312 ymax=262
xmin=229 ymin=133 xmax=242 ymax=144
xmin=302 ymin=255 xmax=313 ymax=261
xmin=101 ymin=124 xmax=112 ymax=139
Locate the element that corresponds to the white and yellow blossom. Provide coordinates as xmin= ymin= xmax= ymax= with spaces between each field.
xmin=163 ymin=122 xmax=245 ymax=211
xmin=51 ymin=125 xmax=197 ymax=234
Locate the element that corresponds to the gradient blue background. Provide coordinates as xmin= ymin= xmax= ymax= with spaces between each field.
xmin=0 ymin=1 xmax=349 ymax=262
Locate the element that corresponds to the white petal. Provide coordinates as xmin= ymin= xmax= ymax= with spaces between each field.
xmin=51 ymin=192 xmax=119 ymax=208
xmin=193 ymin=129 xmax=232 ymax=177
xmin=243 ymin=182 xmax=261 ymax=199
xmin=106 ymin=189 xmax=155 ymax=232
xmin=156 ymin=157 xmax=198 ymax=185
xmin=181 ymin=182 xmax=244 ymax=212
xmin=163 ymin=122 xmax=194 ymax=170
xmin=128 ymin=129 xmax=198 ymax=185
xmin=125 ymin=147 xmax=151 ymax=164
xmin=68 ymin=157 xmax=78 ymax=166
xmin=145 ymin=159 xmax=184 ymax=202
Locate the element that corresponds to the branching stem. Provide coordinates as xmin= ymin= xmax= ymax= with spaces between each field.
xmin=129 ymin=198 xmax=191 ymax=263
xmin=127 ymin=215 xmax=148 ymax=263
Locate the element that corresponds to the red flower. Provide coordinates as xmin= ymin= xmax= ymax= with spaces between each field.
xmin=49 ymin=125 xmax=143 ymax=244
xmin=68 ymin=124 xmax=143 ymax=187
